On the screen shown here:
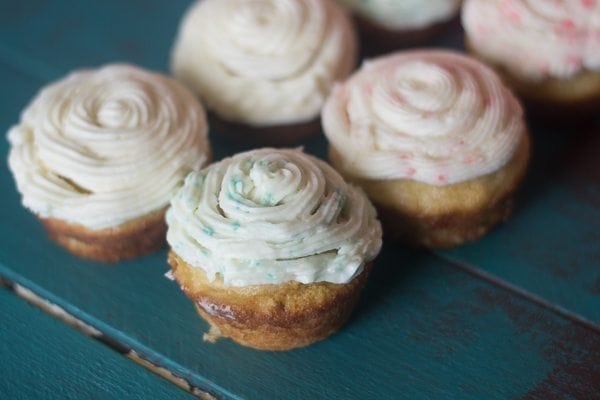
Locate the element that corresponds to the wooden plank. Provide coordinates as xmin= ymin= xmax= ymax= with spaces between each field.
xmin=438 ymin=123 xmax=600 ymax=323
xmin=0 ymin=286 xmax=196 ymax=400
xmin=1 ymin=236 xmax=599 ymax=399
xmin=0 ymin=0 xmax=191 ymax=74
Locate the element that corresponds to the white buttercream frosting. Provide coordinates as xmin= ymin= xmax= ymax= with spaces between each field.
xmin=338 ymin=0 xmax=461 ymax=29
xmin=322 ymin=50 xmax=526 ymax=185
xmin=171 ymin=0 xmax=357 ymax=126
xmin=166 ymin=148 xmax=382 ymax=287
xmin=7 ymin=64 xmax=210 ymax=230
xmin=463 ymin=0 xmax=600 ymax=80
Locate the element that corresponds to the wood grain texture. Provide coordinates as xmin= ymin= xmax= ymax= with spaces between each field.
xmin=0 ymin=287 xmax=195 ymax=400
xmin=0 ymin=0 xmax=599 ymax=399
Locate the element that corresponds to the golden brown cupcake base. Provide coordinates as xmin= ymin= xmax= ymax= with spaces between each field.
xmin=41 ymin=209 xmax=167 ymax=263
xmin=501 ymin=70 xmax=600 ymax=122
xmin=466 ymin=41 xmax=600 ymax=120
xmin=168 ymin=251 xmax=372 ymax=351
xmin=355 ymin=14 xmax=459 ymax=56
xmin=209 ymin=113 xmax=321 ymax=147
xmin=375 ymin=191 xmax=515 ymax=248
xmin=329 ymin=133 xmax=530 ymax=248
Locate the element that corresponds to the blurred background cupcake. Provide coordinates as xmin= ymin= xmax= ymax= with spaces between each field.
xmin=337 ymin=0 xmax=462 ymax=54
xmin=171 ymin=0 xmax=357 ymax=146
xmin=462 ymin=0 xmax=600 ymax=118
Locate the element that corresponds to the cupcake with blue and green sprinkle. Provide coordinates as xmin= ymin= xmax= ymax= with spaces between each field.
xmin=166 ymin=148 xmax=382 ymax=350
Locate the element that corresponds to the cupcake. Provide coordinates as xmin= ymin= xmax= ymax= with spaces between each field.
xmin=166 ymin=148 xmax=382 ymax=350
xmin=322 ymin=50 xmax=530 ymax=248
xmin=7 ymin=64 xmax=211 ymax=262
xmin=170 ymin=0 xmax=357 ymax=146
xmin=462 ymin=0 xmax=600 ymax=115
xmin=337 ymin=0 xmax=462 ymax=53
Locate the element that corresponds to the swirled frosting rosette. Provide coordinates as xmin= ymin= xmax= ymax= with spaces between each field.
xmin=171 ymin=0 xmax=357 ymax=126
xmin=166 ymin=148 xmax=382 ymax=287
xmin=322 ymin=50 xmax=526 ymax=185
xmin=462 ymin=0 xmax=600 ymax=80
xmin=8 ymin=64 xmax=210 ymax=230
xmin=338 ymin=0 xmax=461 ymax=30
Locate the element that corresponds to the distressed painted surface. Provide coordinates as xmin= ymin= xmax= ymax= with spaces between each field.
xmin=0 ymin=0 xmax=599 ymax=399
xmin=1 ymin=236 xmax=599 ymax=399
xmin=0 ymin=0 xmax=189 ymax=74
xmin=0 ymin=287 xmax=196 ymax=400
xmin=440 ymin=122 xmax=600 ymax=323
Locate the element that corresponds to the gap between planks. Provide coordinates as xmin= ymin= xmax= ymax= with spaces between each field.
xmin=433 ymin=252 xmax=600 ymax=334
xmin=0 ymin=276 xmax=219 ymax=400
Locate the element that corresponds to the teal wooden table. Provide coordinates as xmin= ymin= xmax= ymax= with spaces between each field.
xmin=0 ymin=1 xmax=598 ymax=399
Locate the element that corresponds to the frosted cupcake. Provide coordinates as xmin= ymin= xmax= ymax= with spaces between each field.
xmin=7 ymin=64 xmax=211 ymax=262
xmin=462 ymin=0 xmax=600 ymax=115
xmin=337 ymin=0 xmax=462 ymax=52
xmin=171 ymin=0 xmax=357 ymax=146
xmin=322 ymin=50 xmax=530 ymax=248
xmin=166 ymin=148 xmax=382 ymax=350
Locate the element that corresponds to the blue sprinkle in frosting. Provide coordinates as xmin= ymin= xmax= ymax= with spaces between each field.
xmin=261 ymin=192 xmax=274 ymax=206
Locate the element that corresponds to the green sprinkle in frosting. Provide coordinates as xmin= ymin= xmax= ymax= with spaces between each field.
xmin=231 ymin=221 xmax=241 ymax=230
xmin=194 ymin=174 xmax=205 ymax=187
xmin=227 ymin=192 xmax=242 ymax=204
xmin=229 ymin=176 xmax=244 ymax=195
xmin=202 ymin=226 xmax=214 ymax=236
xmin=261 ymin=192 xmax=274 ymax=206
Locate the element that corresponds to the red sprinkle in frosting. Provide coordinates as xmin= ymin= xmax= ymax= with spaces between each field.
xmin=582 ymin=0 xmax=596 ymax=9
